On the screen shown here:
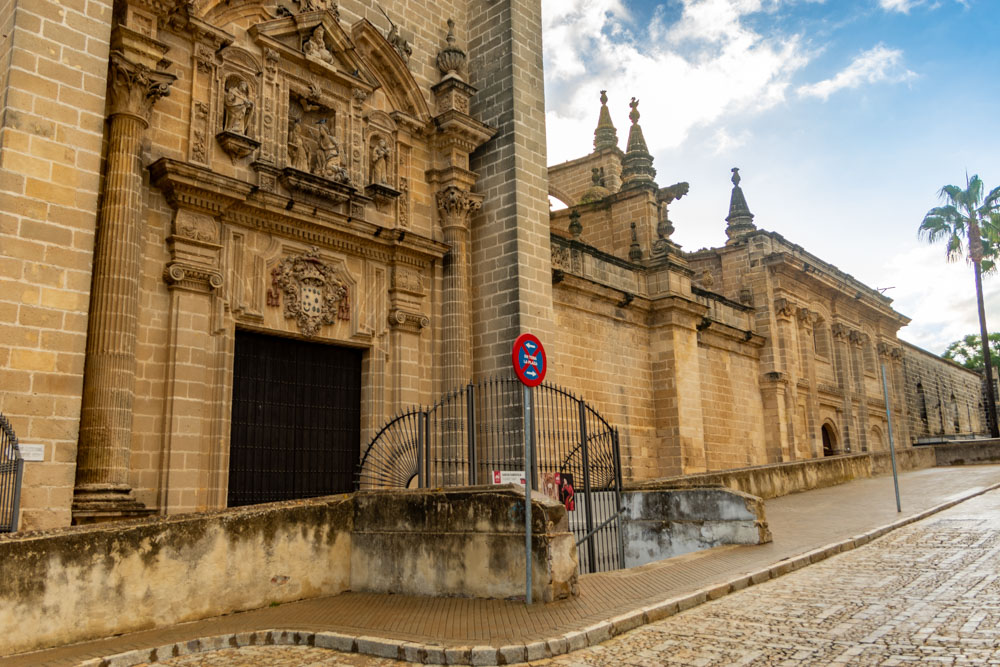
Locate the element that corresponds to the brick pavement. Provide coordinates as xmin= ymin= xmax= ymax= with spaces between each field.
xmin=4 ymin=465 xmax=1000 ymax=666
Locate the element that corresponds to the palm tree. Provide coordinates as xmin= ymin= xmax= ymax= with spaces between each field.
xmin=918 ymin=174 xmax=1000 ymax=437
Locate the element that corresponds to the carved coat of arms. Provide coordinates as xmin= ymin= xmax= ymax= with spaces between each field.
xmin=268 ymin=248 xmax=350 ymax=336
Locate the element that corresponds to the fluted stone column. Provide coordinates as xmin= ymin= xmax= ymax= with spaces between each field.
xmin=437 ymin=186 xmax=482 ymax=394
xmin=73 ymin=53 xmax=174 ymax=522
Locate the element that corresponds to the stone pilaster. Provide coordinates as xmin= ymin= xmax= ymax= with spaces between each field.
xmin=798 ymin=308 xmax=822 ymax=458
xmin=74 ymin=52 xmax=175 ymax=523
xmin=650 ymin=297 xmax=708 ymax=476
xmin=831 ymin=322 xmax=855 ymax=453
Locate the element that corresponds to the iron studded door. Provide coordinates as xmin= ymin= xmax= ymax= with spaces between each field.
xmin=229 ymin=330 xmax=362 ymax=507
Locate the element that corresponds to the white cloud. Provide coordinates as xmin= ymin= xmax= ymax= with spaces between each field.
xmin=542 ymin=0 xmax=809 ymax=164
xmin=879 ymin=0 xmax=925 ymax=12
xmin=881 ymin=244 xmax=1000 ymax=354
xmin=797 ymin=44 xmax=916 ymax=100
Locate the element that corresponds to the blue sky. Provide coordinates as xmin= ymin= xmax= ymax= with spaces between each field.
xmin=542 ymin=0 xmax=1000 ymax=354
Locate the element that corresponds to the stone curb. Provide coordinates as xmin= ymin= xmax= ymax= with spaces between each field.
xmin=84 ymin=482 xmax=1000 ymax=667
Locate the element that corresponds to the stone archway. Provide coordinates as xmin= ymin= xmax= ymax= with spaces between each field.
xmin=821 ymin=422 xmax=838 ymax=456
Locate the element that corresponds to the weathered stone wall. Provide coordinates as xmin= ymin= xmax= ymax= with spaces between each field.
xmin=0 ymin=0 xmax=114 ymax=530
xmin=901 ymin=342 xmax=985 ymax=442
xmin=932 ymin=440 xmax=1000 ymax=466
xmin=622 ymin=487 xmax=770 ymax=568
xmin=352 ymin=487 xmax=577 ymax=602
xmin=0 ymin=486 xmax=577 ymax=656
xmin=0 ymin=496 xmax=354 ymax=656
xmin=630 ymin=449 xmax=937 ymax=500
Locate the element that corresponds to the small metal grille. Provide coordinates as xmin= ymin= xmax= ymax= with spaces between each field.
xmin=0 ymin=413 xmax=23 ymax=533
xmin=228 ymin=330 xmax=361 ymax=507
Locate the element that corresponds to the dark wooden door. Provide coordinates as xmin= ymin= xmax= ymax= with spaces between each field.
xmin=228 ymin=330 xmax=362 ymax=507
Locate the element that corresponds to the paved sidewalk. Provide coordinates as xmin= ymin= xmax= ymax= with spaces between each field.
xmin=5 ymin=464 xmax=1000 ymax=666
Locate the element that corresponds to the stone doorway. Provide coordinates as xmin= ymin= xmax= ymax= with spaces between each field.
xmin=228 ymin=330 xmax=362 ymax=507
xmin=822 ymin=423 xmax=837 ymax=456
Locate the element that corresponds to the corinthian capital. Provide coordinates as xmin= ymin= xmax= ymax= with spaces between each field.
xmin=436 ymin=186 xmax=483 ymax=230
xmin=108 ymin=52 xmax=176 ymax=123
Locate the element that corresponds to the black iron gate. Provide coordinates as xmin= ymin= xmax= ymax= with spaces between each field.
xmin=1 ymin=413 xmax=23 ymax=533
xmin=228 ymin=330 xmax=361 ymax=507
xmin=357 ymin=376 xmax=624 ymax=573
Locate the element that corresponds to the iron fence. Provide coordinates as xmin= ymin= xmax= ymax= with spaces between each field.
xmin=357 ymin=376 xmax=625 ymax=573
xmin=0 ymin=413 xmax=23 ymax=533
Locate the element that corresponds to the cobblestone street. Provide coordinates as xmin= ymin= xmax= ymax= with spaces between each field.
xmin=137 ymin=486 xmax=1000 ymax=666
xmin=539 ymin=488 xmax=1000 ymax=666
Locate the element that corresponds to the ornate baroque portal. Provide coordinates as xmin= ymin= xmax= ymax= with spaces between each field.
xmin=70 ymin=1 xmax=492 ymax=521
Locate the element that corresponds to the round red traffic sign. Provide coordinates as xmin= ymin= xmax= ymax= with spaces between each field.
xmin=512 ymin=333 xmax=546 ymax=387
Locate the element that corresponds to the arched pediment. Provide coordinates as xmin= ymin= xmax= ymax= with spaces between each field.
xmin=350 ymin=20 xmax=430 ymax=124
xmin=199 ymin=0 xmax=274 ymax=27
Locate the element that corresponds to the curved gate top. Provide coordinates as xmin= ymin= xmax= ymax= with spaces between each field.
xmin=357 ymin=376 xmax=624 ymax=573
xmin=0 ymin=413 xmax=24 ymax=533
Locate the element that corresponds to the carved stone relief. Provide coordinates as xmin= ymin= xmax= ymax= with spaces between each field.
xmin=267 ymin=247 xmax=350 ymax=337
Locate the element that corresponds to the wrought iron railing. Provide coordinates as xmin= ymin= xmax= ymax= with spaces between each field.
xmin=357 ymin=375 xmax=625 ymax=573
xmin=0 ymin=413 xmax=24 ymax=533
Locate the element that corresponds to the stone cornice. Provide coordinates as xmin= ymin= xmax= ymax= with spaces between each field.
xmin=149 ymin=158 xmax=449 ymax=266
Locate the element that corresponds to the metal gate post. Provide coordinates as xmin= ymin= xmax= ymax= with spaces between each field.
xmin=467 ymin=383 xmax=477 ymax=485
xmin=613 ymin=428 xmax=625 ymax=568
xmin=11 ymin=456 xmax=22 ymax=533
xmin=578 ymin=400 xmax=597 ymax=570
xmin=416 ymin=411 xmax=425 ymax=488
xmin=424 ymin=410 xmax=431 ymax=487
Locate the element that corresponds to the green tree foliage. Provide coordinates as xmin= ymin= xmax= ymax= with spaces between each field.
xmin=943 ymin=333 xmax=1000 ymax=370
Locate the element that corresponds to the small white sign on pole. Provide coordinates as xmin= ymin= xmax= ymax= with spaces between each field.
xmin=491 ymin=470 xmax=526 ymax=487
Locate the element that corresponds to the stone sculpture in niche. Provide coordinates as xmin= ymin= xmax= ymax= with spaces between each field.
xmin=223 ymin=79 xmax=254 ymax=135
xmin=216 ymin=75 xmax=260 ymax=161
xmin=268 ymin=247 xmax=350 ymax=337
xmin=303 ymin=25 xmax=334 ymax=65
xmin=370 ymin=138 xmax=390 ymax=185
xmin=287 ymin=119 xmax=310 ymax=171
xmin=316 ymin=121 xmax=349 ymax=182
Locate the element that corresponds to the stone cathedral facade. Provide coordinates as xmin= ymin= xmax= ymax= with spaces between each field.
xmin=0 ymin=0 xmax=985 ymax=530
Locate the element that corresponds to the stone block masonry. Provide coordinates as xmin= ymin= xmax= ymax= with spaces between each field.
xmin=468 ymin=0 xmax=555 ymax=379
xmin=0 ymin=0 xmax=114 ymax=530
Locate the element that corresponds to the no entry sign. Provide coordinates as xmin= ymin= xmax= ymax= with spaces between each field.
xmin=512 ymin=333 xmax=546 ymax=387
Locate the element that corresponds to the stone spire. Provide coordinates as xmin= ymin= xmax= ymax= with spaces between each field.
xmin=725 ymin=167 xmax=756 ymax=242
xmin=620 ymin=97 xmax=656 ymax=190
xmin=593 ymin=90 xmax=618 ymax=151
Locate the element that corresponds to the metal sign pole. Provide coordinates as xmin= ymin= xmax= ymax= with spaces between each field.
xmin=523 ymin=384 xmax=533 ymax=605
xmin=880 ymin=363 xmax=902 ymax=513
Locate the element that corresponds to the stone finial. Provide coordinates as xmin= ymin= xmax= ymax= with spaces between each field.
xmin=594 ymin=89 xmax=618 ymax=151
xmin=437 ymin=18 xmax=467 ymax=77
xmin=725 ymin=167 xmax=756 ymax=243
xmin=629 ymin=221 xmax=642 ymax=261
xmin=579 ymin=167 xmax=611 ymax=204
xmin=621 ymin=97 xmax=656 ymax=190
